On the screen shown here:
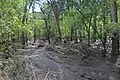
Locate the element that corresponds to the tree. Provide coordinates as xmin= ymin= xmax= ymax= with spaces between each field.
xmin=48 ymin=0 xmax=62 ymax=41
xmin=111 ymin=0 xmax=119 ymax=62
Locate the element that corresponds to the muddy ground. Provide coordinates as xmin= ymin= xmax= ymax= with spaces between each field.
xmin=16 ymin=42 xmax=120 ymax=80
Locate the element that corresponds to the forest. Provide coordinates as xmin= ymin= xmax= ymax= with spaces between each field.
xmin=0 ymin=0 xmax=120 ymax=80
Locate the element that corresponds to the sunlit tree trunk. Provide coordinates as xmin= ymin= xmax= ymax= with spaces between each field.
xmin=88 ymin=16 xmax=92 ymax=46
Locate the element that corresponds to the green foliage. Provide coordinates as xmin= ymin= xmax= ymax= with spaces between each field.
xmin=106 ymin=23 xmax=120 ymax=37
xmin=0 ymin=0 xmax=120 ymax=45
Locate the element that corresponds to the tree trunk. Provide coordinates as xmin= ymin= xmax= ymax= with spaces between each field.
xmin=71 ymin=26 xmax=74 ymax=41
xmin=56 ymin=18 xmax=62 ymax=41
xmin=17 ymin=29 xmax=20 ymax=41
xmin=49 ymin=0 xmax=62 ymax=41
xmin=102 ymin=9 xmax=107 ymax=54
xmin=75 ymin=28 xmax=78 ymax=43
xmin=111 ymin=0 xmax=119 ymax=62
xmin=25 ymin=33 xmax=28 ymax=43
xmin=21 ymin=31 xmax=25 ymax=49
xmin=93 ymin=13 xmax=97 ymax=42
xmin=79 ymin=31 xmax=82 ymax=42
xmin=21 ymin=1 xmax=27 ymax=49
xmin=44 ymin=19 xmax=50 ymax=44
xmin=88 ymin=17 xmax=92 ymax=46
xmin=34 ymin=28 xmax=36 ymax=43
xmin=38 ymin=28 xmax=41 ymax=40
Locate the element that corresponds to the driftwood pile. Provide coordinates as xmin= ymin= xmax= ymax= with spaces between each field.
xmin=0 ymin=56 xmax=26 ymax=80
xmin=45 ymin=42 xmax=100 ymax=59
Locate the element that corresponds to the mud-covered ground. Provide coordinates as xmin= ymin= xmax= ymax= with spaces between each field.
xmin=16 ymin=42 xmax=120 ymax=80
